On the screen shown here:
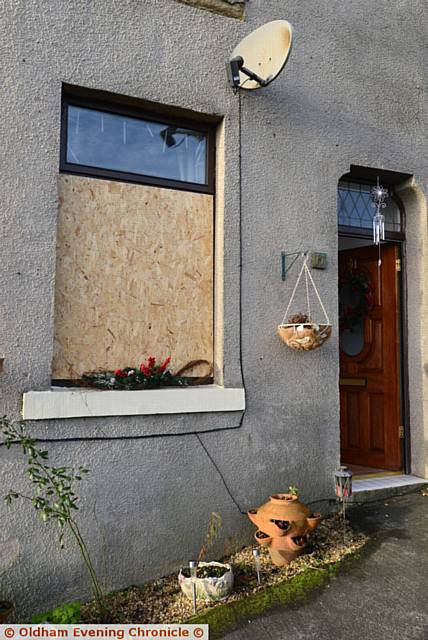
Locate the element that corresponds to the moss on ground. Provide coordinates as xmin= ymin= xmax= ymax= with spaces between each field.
xmin=186 ymin=562 xmax=343 ymax=638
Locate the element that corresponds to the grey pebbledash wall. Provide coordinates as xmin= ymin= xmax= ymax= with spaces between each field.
xmin=1 ymin=0 xmax=428 ymax=619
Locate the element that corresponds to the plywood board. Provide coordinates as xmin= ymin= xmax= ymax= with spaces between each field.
xmin=53 ymin=175 xmax=213 ymax=379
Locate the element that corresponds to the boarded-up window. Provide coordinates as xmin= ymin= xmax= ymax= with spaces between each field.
xmin=54 ymin=94 xmax=215 ymax=380
xmin=53 ymin=175 xmax=214 ymax=379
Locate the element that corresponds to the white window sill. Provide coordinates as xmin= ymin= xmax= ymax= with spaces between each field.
xmin=22 ymin=385 xmax=245 ymax=420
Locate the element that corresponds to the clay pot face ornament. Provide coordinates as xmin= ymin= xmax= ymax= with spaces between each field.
xmin=248 ymin=493 xmax=321 ymax=566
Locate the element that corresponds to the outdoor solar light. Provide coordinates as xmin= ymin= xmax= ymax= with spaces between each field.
xmin=334 ymin=466 xmax=353 ymax=543
xmin=334 ymin=466 xmax=353 ymax=500
xmin=189 ymin=560 xmax=197 ymax=613
xmin=252 ymin=548 xmax=262 ymax=585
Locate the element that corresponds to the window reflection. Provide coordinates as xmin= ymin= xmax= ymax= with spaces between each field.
xmin=66 ymin=105 xmax=207 ymax=185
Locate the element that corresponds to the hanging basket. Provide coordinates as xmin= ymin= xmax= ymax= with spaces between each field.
xmin=277 ymin=323 xmax=332 ymax=351
xmin=278 ymin=255 xmax=332 ymax=352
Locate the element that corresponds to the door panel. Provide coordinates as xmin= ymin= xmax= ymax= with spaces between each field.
xmin=339 ymin=244 xmax=401 ymax=470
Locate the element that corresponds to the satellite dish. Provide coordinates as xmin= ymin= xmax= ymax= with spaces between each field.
xmin=227 ymin=20 xmax=293 ymax=90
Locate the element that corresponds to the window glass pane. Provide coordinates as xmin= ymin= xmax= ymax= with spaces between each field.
xmin=66 ymin=105 xmax=208 ymax=185
xmin=337 ymin=181 xmax=401 ymax=233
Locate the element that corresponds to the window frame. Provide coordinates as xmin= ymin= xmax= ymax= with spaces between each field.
xmin=60 ymin=92 xmax=216 ymax=195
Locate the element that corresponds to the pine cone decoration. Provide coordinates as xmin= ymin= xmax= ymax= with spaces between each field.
xmin=288 ymin=313 xmax=309 ymax=324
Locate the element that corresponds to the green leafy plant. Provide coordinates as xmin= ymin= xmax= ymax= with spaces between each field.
xmin=288 ymin=485 xmax=299 ymax=496
xmin=0 ymin=417 xmax=104 ymax=612
xmin=31 ymin=601 xmax=81 ymax=624
xmin=82 ymin=356 xmax=188 ymax=390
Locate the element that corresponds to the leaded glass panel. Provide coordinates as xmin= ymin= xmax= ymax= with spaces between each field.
xmin=338 ymin=181 xmax=401 ymax=233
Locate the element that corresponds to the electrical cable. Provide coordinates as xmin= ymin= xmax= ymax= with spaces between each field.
xmin=195 ymin=433 xmax=246 ymax=515
xmin=192 ymin=90 xmax=247 ymax=516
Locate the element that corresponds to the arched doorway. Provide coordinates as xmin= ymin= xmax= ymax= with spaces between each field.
xmin=338 ymin=168 xmax=408 ymax=475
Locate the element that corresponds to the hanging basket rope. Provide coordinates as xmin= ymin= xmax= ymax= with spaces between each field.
xmin=278 ymin=255 xmax=332 ymax=351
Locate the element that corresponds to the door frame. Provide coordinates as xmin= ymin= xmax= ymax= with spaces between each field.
xmin=338 ymin=228 xmax=410 ymax=474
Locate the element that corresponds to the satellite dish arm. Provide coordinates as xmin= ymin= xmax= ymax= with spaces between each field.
xmin=227 ymin=56 xmax=270 ymax=88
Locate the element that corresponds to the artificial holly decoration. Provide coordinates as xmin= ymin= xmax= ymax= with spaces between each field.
xmin=339 ymin=270 xmax=375 ymax=332
xmin=82 ymin=356 xmax=188 ymax=390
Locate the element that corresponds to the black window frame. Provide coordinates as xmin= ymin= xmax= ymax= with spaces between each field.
xmin=60 ymin=91 xmax=216 ymax=195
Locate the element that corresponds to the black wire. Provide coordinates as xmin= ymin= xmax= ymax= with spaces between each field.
xmin=238 ymin=85 xmax=245 ymax=390
xmin=196 ymin=432 xmax=246 ymax=515
xmin=191 ymin=91 xmax=247 ymax=517
xmin=0 ymin=423 xmax=244 ymax=447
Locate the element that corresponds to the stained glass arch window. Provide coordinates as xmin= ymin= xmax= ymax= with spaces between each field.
xmin=338 ymin=181 xmax=403 ymax=236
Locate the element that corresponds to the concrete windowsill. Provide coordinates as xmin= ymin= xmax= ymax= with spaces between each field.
xmin=22 ymin=385 xmax=246 ymax=420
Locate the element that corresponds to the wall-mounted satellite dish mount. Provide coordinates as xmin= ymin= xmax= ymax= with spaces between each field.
xmin=227 ymin=20 xmax=293 ymax=90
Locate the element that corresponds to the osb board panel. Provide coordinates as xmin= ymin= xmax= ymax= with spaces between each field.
xmin=53 ymin=175 xmax=213 ymax=379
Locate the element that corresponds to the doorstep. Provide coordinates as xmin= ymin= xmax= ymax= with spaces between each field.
xmin=352 ymin=474 xmax=427 ymax=503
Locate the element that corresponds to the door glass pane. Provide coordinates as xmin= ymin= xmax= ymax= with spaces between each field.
xmin=339 ymin=279 xmax=365 ymax=356
xmin=340 ymin=322 xmax=365 ymax=356
xmin=66 ymin=105 xmax=208 ymax=185
xmin=338 ymin=181 xmax=401 ymax=233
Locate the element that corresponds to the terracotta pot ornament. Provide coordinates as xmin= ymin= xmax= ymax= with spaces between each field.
xmin=248 ymin=493 xmax=321 ymax=566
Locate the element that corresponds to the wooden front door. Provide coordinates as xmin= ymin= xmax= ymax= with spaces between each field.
xmin=339 ymin=243 xmax=401 ymax=470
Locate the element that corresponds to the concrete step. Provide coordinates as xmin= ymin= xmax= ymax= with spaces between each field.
xmin=351 ymin=474 xmax=427 ymax=503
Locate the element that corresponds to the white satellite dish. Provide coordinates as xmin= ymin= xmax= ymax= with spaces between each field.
xmin=227 ymin=20 xmax=293 ymax=90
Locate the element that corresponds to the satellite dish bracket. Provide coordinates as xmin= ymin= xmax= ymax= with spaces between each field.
xmin=227 ymin=56 xmax=270 ymax=89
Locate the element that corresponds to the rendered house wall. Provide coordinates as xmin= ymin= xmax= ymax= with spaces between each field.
xmin=0 ymin=0 xmax=427 ymax=618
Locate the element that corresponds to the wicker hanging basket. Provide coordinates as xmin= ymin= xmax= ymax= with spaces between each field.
xmin=278 ymin=255 xmax=332 ymax=351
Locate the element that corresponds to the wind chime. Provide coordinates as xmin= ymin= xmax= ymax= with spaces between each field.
xmin=371 ymin=179 xmax=389 ymax=304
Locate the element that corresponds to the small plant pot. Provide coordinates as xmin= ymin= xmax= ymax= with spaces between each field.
xmin=248 ymin=509 xmax=289 ymax=537
xmin=254 ymin=530 xmax=272 ymax=547
xmin=0 ymin=601 xmax=14 ymax=623
xmin=306 ymin=513 xmax=322 ymax=530
xmin=178 ymin=561 xmax=233 ymax=602
xmin=277 ymin=323 xmax=332 ymax=351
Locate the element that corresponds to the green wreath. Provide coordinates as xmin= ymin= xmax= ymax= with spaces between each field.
xmin=339 ymin=270 xmax=375 ymax=332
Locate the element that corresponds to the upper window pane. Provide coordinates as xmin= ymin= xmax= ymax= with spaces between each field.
xmin=338 ymin=181 xmax=401 ymax=233
xmin=66 ymin=105 xmax=208 ymax=186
